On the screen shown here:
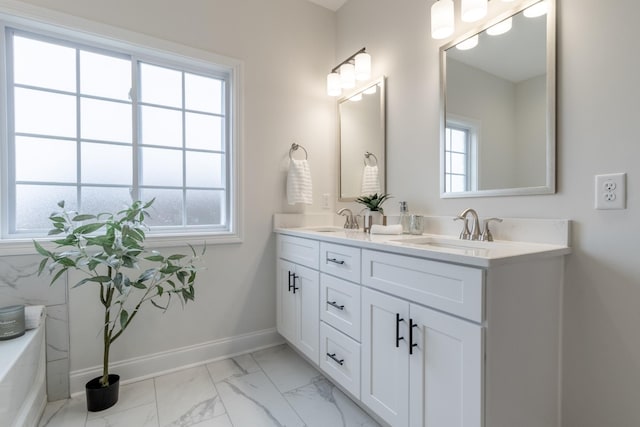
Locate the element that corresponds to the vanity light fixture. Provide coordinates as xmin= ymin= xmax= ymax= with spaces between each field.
xmin=350 ymin=93 xmax=363 ymax=102
xmin=456 ymin=34 xmax=479 ymax=50
xmin=486 ymin=16 xmax=513 ymax=35
xmin=430 ymin=0 xmax=522 ymax=40
xmin=363 ymin=84 xmax=378 ymax=95
xmin=326 ymin=47 xmax=372 ymax=97
xmin=461 ymin=0 xmax=488 ymax=22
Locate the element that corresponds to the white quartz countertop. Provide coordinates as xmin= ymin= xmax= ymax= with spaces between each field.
xmin=274 ymin=226 xmax=571 ymax=268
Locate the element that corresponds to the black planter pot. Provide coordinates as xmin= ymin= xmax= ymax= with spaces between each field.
xmin=85 ymin=374 xmax=120 ymax=412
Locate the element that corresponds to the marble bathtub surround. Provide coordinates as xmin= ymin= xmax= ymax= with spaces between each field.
xmin=39 ymin=344 xmax=380 ymax=427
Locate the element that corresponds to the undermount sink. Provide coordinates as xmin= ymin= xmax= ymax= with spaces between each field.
xmin=386 ymin=236 xmax=497 ymax=253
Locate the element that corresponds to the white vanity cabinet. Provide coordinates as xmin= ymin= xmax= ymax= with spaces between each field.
xmin=276 ymin=235 xmax=320 ymax=364
xmin=275 ymin=229 xmax=565 ymax=427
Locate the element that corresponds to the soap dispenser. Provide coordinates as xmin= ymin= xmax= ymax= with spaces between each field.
xmin=399 ymin=201 xmax=410 ymax=234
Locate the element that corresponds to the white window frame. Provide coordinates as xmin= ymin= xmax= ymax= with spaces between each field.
xmin=443 ymin=114 xmax=479 ymax=193
xmin=0 ymin=6 xmax=243 ymax=255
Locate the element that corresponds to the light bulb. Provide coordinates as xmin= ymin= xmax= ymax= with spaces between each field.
xmin=350 ymin=93 xmax=363 ymax=102
xmin=524 ymin=0 xmax=548 ymax=18
xmin=340 ymin=63 xmax=355 ymax=89
xmin=461 ymin=0 xmax=488 ymax=23
xmin=486 ymin=17 xmax=513 ymax=35
xmin=355 ymin=52 xmax=371 ymax=81
xmin=456 ymin=34 xmax=479 ymax=50
xmin=431 ymin=0 xmax=454 ymax=39
xmin=327 ymin=72 xmax=341 ymax=97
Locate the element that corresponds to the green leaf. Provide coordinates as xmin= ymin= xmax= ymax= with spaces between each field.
xmin=74 ymin=222 xmax=105 ymax=235
xmin=87 ymin=276 xmax=112 ymax=283
xmin=143 ymin=198 xmax=156 ymax=209
xmin=131 ymin=281 xmax=146 ymax=289
xmin=33 ymin=240 xmax=52 ymax=258
xmin=156 ymin=286 xmax=163 ymax=297
xmin=37 ymin=258 xmax=48 ymax=276
xmin=72 ymin=214 xmax=96 ymax=222
xmin=50 ymin=268 xmax=67 ymax=286
xmin=55 ymin=257 xmax=76 ymax=268
xmin=47 ymin=228 xmax=64 ymax=236
xmin=167 ymin=254 xmax=186 ymax=261
xmin=145 ymin=255 xmax=164 ymax=262
xmin=120 ymin=310 xmax=129 ymax=329
xmin=161 ymin=265 xmax=181 ymax=274
xmin=50 ymin=216 xmax=65 ymax=223
xmin=150 ymin=298 xmax=168 ymax=310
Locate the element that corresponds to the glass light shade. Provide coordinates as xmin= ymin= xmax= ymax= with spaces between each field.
xmin=431 ymin=0 xmax=454 ymax=39
xmin=461 ymin=0 xmax=488 ymax=22
xmin=350 ymin=93 xmax=363 ymax=102
xmin=355 ymin=52 xmax=371 ymax=81
xmin=456 ymin=34 xmax=479 ymax=50
xmin=340 ymin=63 xmax=355 ymax=89
xmin=486 ymin=17 xmax=513 ymax=35
xmin=327 ymin=72 xmax=341 ymax=96
xmin=524 ymin=0 xmax=548 ymax=18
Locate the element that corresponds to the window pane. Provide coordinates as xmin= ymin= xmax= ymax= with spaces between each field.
xmin=81 ymin=142 xmax=132 ymax=185
xmin=451 ymin=175 xmax=466 ymax=192
xmin=15 ymin=136 xmax=76 ymax=183
xmin=451 ymin=153 xmax=467 ymax=175
xmin=80 ymin=51 xmax=131 ymax=101
xmin=140 ymin=189 xmax=182 ymax=226
xmin=13 ymin=35 xmax=76 ymax=92
xmin=186 ymin=152 xmax=223 ymax=188
xmin=445 ymin=129 xmax=451 ymax=151
xmin=186 ymin=190 xmax=223 ymax=225
xmin=81 ymin=187 xmax=132 ymax=216
xmin=14 ymin=88 xmax=76 ymax=137
xmin=15 ymin=185 xmax=77 ymax=231
xmin=185 ymin=113 xmax=223 ymax=151
xmin=185 ymin=73 xmax=222 ymax=114
xmin=451 ymin=129 xmax=467 ymax=153
xmin=81 ymin=98 xmax=132 ymax=143
xmin=140 ymin=63 xmax=181 ymax=108
xmin=141 ymin=147 xmax=183 ymax=186
xmin=140 ymin=106 xmax=182 ymax=147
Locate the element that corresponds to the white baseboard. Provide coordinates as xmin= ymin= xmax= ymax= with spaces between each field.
xmin=70 ymin=328 xmax=283 ymax=395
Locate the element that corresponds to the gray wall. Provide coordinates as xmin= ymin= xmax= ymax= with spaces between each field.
xmin=335 ymin=0 xmax=640 ymax=425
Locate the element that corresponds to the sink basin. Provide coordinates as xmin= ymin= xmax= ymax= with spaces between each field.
xmin=386 ymin=236 xmax=497 ymax=254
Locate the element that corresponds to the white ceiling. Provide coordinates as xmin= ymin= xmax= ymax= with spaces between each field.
xmin=304 ymin=0 xmax=348 ymax=11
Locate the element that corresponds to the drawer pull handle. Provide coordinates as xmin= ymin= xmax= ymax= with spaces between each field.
xmin=327 ymin=301 xmax=345 ymax=311
xmin=327 ymin=258 xmax=345 ymax=265
xmin=395 ymin=313 xmax=405 ymax=348
xmin=409 ymin=319 xmax=418 ymax=355
xmin=327 ymin=352 xmax=345 ymax=365
xmin=288 ymin=271 xmax=295 ymax=292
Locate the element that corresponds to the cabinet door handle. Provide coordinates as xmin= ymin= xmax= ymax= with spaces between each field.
xmin=327 ymin=352 xmax=345 ymax=366
xmin=409 ymin=318 xmax=418 ymax=355
xmin=327 ymin=301 xmax=345 ymax=311
xmin=395 ymin=313 xmax=405 ymax=348
xmin=288 ymin=271 xmax=294 ymax=292
xmin=327 ymin=257 xmax=345 ymax=265
xmin=292 ymin=273 xmax=300 ymax=294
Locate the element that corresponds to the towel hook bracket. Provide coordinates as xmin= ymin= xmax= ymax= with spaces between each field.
xmin=289 ymin=143 xmax=308 ymax=160
xmin=364 ymin=151 xmax=378 ymax=166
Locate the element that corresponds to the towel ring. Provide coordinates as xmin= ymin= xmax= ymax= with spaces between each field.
xmin=289 ymin=143 xmax=308 ymax=160
xmin=364 ymin=151 xmax=378 ymax=166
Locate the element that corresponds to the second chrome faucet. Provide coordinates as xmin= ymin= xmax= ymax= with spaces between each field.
xmin=454 ymin=208 xmax=502 ymax=241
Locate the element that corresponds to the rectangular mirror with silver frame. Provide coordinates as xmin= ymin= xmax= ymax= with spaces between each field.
xmin=440 ymin=0 xmax=555 ymax=198
xmin=338 ymin=76 xmax=386 ymax=201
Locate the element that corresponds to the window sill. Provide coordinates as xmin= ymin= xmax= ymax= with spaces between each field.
xmin=0 ymin=232 xmax=242 ymax=257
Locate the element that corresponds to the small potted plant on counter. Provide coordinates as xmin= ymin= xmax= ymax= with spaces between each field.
xmin=34 ymin=199 xmax=204 ymax=412
xmin=355 ymin=192 xmax=392 ymax=232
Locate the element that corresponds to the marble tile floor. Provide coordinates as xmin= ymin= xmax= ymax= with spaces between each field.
xmin=38 ymin=344 xmax=381 ymax=427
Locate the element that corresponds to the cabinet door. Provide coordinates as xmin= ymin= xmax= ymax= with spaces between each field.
xmin=294 ymin=264 xmax=320 ymax=364
xmin=361 ymin=288 xmax=410 ymax=427
xmin=409 ymin=304 xmax=483 ymax=427
xmin=277 ymin=259 xmax=297 ymax=344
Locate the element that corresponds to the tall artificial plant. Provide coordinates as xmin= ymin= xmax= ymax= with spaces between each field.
xmin=35 ymin=199 xmax=204 ymax=387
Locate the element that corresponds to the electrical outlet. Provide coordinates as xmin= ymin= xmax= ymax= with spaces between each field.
xmin=595 ymin=173 xmax=626 ymax=210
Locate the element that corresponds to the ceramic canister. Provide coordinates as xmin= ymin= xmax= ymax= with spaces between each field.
xmin=0 ymin=305 xmax=25 ymax=340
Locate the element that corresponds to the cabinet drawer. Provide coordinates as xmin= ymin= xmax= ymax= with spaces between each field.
xmin=320 ymin=242 xmax=361 ymax=283
xmin=320 ymin=274 xmax=361 ymax=341
xmin=278 ymin=234 xmax=319 ymax=270
xmin=361 ymin=250 xmax=484 ymax=322
xmin=320 ymin=322 xmax=361 ymax=399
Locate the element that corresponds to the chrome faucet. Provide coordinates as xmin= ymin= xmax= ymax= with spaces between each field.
xmin=454 ymin=208 xmax=481 ymax=240
xmin=337 ymin=208 xmax=359 ymax=229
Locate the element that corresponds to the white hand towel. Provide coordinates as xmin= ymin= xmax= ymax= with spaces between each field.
xmin=361 ymin=165 xmax=381 ymax=195
xmin=24 ymin=305 xmax=46 ymax=330
xmin=287 ymin=159 xmax=313 ymax=205
xmin=370 ymin=224 xmax=403 ymax=235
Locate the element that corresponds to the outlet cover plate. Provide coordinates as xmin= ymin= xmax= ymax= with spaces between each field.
xmin=595 ymin=173 xmax=626 ymax=210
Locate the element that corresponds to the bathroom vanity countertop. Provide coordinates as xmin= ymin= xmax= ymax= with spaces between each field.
xmin=274 ymin=226 xmax=571 ymax=268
